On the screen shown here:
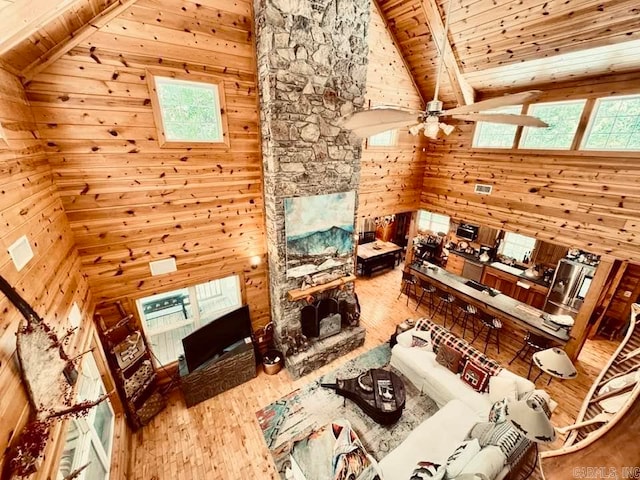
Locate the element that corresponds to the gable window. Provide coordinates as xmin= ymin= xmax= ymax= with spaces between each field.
xmin=519 ymin=100 xmax=586 ymax=150
xmin=417 ymin=210 xmax=450 ymax=235
xmin=499 ymin=232 xmax=536 ymax=263
xmin=136 ymin=275 xmax=242 ymax=366
xmin=147 ymin=72 xmax=229 ymax=147
xmin=472 ymin=105 xmax=522 ymax=148
xmin=57 ymin=355 xmax=114 ymax=480
xmin=581 ymin=95 xmax=640 ymax=151
xmin=368 ymin=129 xmax=398 ymax=147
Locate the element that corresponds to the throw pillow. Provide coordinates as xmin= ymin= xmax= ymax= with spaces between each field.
xmin=410 ymin=461 xmax=445 ymax=480
xmin=461 ymin=361 xmax=491 ymax=393
xmin=488 ymin=398 xmax=510 ymax=423
xmin=396 ymin=329 xmax=415 ymax=348
xmin=476 ymin=421 xmax=531 ymax=465
xmin=411 ymin=330 xmax=433 ymax=351
xmin=488 ymin=376 xmax=519 ymax=403
xmin=445 ymin=439 xmax=481 ymax=478
xmin=435 ymin=344 xmax=463 ymax=374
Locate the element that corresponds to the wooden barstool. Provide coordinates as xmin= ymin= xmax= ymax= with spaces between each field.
xmin=509 ymin=331 xmax=552 ymax=379
xmin=397 ymin=270 xmax=418 ymax=306
xmin=415 ymin=278 xmax=436 ymax=314
xmin=473 ymin=314 xmax=502 ymax=354
xmin=433 ymin=289 xmax=456 ymax=327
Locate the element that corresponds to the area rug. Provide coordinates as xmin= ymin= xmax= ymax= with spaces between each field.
xmin=256 ymin=343 xmax=438 ymax=478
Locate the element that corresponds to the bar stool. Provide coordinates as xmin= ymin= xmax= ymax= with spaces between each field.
xmin=433 ymin=289 xmax=456 ymax=327
xmin=397 ymin=270 xmax=418 ymax=306
xmin=415 ymin=278 xmax=436 ymax=314
xmin=473 ymin=314 xmax=502 ymax=354
xmin=509 ymin=331 xmax=552 ymax=379
xmin=457 ymin=303 xmax=479 ymax=340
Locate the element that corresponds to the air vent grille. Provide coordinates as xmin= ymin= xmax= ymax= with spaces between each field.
xmin=474 ymin=184 xmax=493 ymax=195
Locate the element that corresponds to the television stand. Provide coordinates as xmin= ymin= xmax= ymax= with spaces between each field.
xmin=178 ymin=337 xmax=256 ymax=407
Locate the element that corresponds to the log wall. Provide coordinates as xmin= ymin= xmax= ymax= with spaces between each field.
xmin=421 ymin=73 xmax=640 ymax=263
xmin=358 ymin=2 xmax=426 ymax=220
xmin=0 ymin=66 xmax=129 ymax=479
xmin=25 ymin=0 xmax=271 ymax=331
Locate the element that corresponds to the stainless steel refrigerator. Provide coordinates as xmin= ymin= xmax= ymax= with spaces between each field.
xmin=543 ymin=258 xmax=596 ymax=318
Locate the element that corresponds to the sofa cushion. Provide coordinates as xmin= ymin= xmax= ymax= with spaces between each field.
xmin=496 ymin=370 xmax=535 ymax=398
xmin=436 ymin=344 xmax=464 ymax=374
xmin=489 ymin=376 xmax=519 ymax=403
xmin=475 ymin=420 xmax=531 ymax=465
xmin=412 ymin=330 xmax=434 ymax=351
xmin=459 ymin=446 xmax=507 ymax=480
xmin=445 ymin=439 xmax=481 ymax=478
xmin=461 ymin=361 xmax=491 ymax=393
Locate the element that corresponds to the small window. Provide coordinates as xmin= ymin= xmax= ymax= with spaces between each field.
xmin=581 ymin=95 xmax=640 ymax=151
xmin=0 ymin=123 xmax=8 ymax=149
xmin=147 ymin=72 xmax=229 ymax=147
xmin=519 ymin=100 xmax=585 ymax=149
xmin=499 ymin=232 xmax=536 ymax=263
xmin=136 ymin=275 xmax=242 ymax=366
xmin=368 ymin=129 xmax=398 ymax=147
xmin=417 ymin=210 xmax=450 ymax=235
xmin=472 ymin=105 xmax=522 ymax=148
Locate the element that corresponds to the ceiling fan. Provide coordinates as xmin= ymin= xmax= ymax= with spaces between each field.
xmin=341 ymin=1 xmax=548 ymax=140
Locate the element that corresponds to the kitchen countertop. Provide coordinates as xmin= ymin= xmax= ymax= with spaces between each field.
xmin=449 ymin=251 xmax=550 ymax=287
xmin=449 ymin=250 xmax=484 ymax=263
xmin=410 ymin=263 xmax=569 ymax=343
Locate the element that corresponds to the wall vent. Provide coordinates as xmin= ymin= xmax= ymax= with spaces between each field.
xmin=8 ymin=235 xmax=34 ymax=271
xmin=474 ymin=184 xmax=493 ymax=195
xmin=149 ymin=257 xmax=177 ymax=276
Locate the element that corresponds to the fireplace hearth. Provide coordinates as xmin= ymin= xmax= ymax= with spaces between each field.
xmin=301 ymin=298 xmax=341 ymax=340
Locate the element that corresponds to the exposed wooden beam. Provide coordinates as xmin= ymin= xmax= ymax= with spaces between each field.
xmin=372 ymin=0 xmax=426 ymax=109
xmin=20 ymin=0 xmax=139 ymax=84
xmin=0 ymin=0 xmax=81 ymax=57
xmin=419 ymin=0 xmax=475 ymax=106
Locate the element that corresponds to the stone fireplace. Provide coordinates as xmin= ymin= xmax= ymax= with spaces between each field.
xmin=254 ymin=0 xmax=370 ymax=378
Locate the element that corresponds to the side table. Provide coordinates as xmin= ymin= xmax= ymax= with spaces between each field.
xmin=389 ymin=319 xmax=415 ymax=347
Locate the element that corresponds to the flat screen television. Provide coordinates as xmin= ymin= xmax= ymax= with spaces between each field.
xmin=181 ymin=305 xmax=252 ymax=373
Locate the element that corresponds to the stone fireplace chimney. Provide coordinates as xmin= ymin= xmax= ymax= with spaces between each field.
xmin=254 ymin=0 xmax=370 ymax=378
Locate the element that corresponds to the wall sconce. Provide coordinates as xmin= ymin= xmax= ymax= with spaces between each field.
xmin=250 ymin=255 xmax=261 ymax=269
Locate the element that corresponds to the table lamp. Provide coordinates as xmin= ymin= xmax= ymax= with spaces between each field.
xmin=532 ymin=347 xmax=577 ymax=382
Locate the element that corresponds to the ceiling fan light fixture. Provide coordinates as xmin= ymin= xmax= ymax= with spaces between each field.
xmin=440 ymin=123 xmax=455 ymax=136
xmin=423 ymin=121 xmax=440 ymax=139
xmin=408 ymin=123 xmax=424 ymax=136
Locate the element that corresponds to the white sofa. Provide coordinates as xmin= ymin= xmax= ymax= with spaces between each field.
xmin=391 ymin=328 xmax=536 ymax=420
xmin=378 ymin=322 xmax=550 ymax=480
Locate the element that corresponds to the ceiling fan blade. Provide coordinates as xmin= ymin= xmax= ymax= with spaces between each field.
xmin=450 ymin=113 xmax=548 ymax=128
xmin=351 ymin=120 xmax=422 ymax=138
xmin=444 ymin=90 xmax=543 ymax=116
xmin=341 ymin=108 xmax=421 ymax=137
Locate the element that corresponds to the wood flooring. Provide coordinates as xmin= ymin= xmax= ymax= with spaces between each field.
xmin=130 ymin=266 xmax=618 ymax=480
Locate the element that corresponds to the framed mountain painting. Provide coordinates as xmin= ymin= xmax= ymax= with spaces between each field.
xmin=284 ymin=191 xmax=356 ymax=278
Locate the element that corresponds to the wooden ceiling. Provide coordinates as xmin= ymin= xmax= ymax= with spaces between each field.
xmin=1 ymin=0 xmax=639 ymax=106
xmin=376 ymin=0 xmax=640 ymax=105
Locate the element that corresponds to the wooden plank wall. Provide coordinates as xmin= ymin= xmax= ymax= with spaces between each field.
xmin=24 ymin=0 xmax=270 ymax=331
xmin=0 ymin=66 xmax=130 ymax=479
xmin=421 ymin=73 xmax=640 ymax=263
xmin=358 ymin=2 xmax=427 ymax=220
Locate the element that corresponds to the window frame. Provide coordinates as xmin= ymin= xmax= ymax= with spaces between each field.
xmin=580 ymin=94 xmax=640 ymax=152
xmin=417 ymin=210 xmax=450 ymax=235
xmin=498 ymin=231 xmax=537 ymax=263
xmin=135 ymin=274 xmax=243 ymax=367
xmin=471 ymin=105 xmax=523 ymax=149
xmin=518 ymin=99 xmax=586 ymax=150
xmin=0 ymin=123 xmax=8 ymax=150
xmin=56 ymin=354 xmax=114 ymax=480
xmin=146 ymin=69 xmax=230 ymax=149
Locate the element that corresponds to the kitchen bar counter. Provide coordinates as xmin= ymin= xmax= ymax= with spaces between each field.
xmin=410 ymin=263 xmax=570 ymax=344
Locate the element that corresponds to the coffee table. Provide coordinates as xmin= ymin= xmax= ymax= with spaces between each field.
xmin=322 ymin=368 xmax=406 ymax=425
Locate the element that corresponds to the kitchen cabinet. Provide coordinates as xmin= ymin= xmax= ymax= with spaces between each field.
xmin=445 ymin=253 xmax=465 ymax=275
xmin=481 ymin=266 xmax=549 ymax=309
xmin=477 ymin=225 xmax=499 ymax=246
xmin=533 ymin=241 xmax=568 ymax=267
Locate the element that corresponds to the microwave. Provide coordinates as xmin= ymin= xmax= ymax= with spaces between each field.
xmin=456 ymin=223 xmax=479 ymax=241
